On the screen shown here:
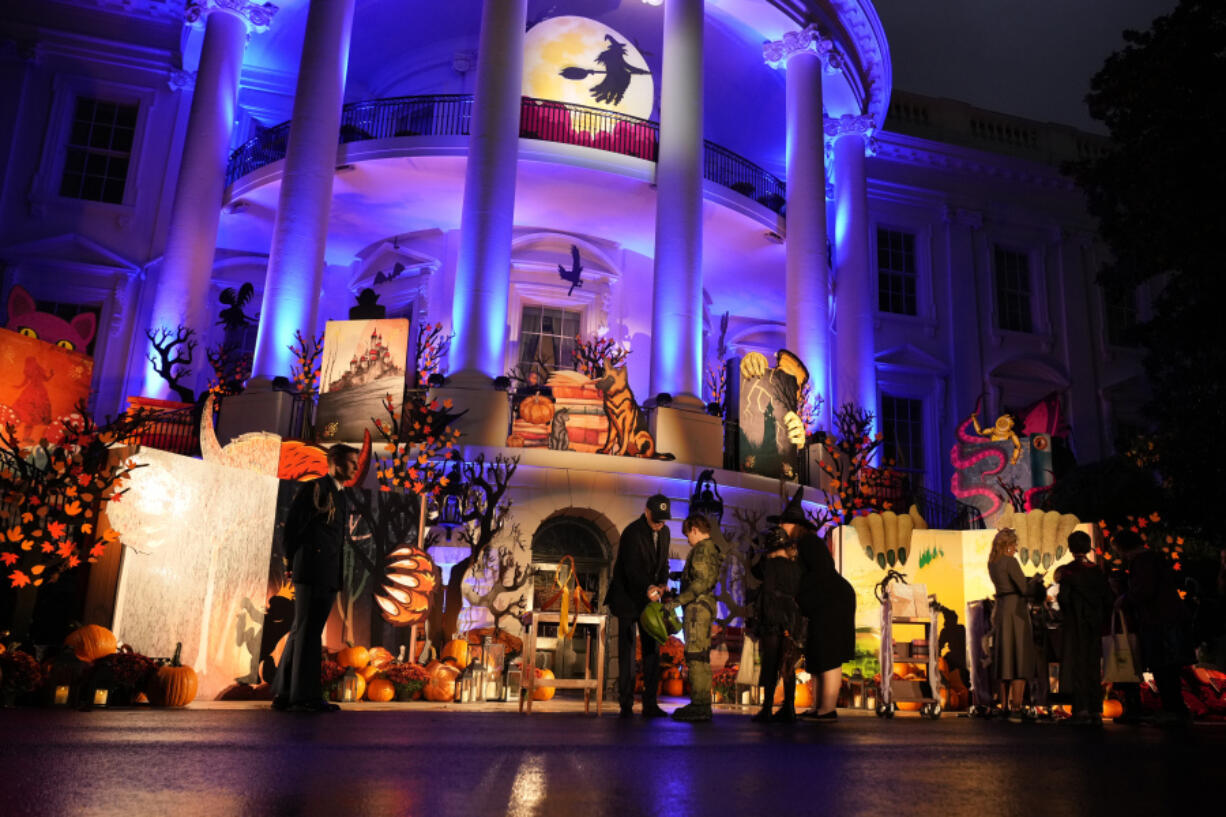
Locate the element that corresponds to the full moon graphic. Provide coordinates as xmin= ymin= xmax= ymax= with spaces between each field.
xmin=522 ymin=16 xmax=654 ymax=123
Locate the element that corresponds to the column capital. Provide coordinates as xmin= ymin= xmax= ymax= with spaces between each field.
xmin=824 ymin=113 xmax=875 ymax=140
xmin=168 ymin=69 xmax=197 ymax=92
xmin=763 ymin=25 xmax=842 ymax=73
xmin=186 ymin=1 xmax=279 ymax=35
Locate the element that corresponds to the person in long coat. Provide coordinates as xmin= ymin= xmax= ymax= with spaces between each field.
xmin=606 ymin=494 xmax=672 ymax=718
xmin=272 ymin=444 xmax=359 ymax=712
xmin=774 ymin=488 xmax=855 ymax=721
xmin=1054 ymin=531 xmax=1115 ymax=725
xmin=749 ymin=528 xmax=804 ymax=723
xmin=988 ymin=528 xmax=1042 ymax=717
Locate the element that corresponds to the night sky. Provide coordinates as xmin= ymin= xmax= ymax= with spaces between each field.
xmin=872 ymin=0 xmax=1179 ymax=133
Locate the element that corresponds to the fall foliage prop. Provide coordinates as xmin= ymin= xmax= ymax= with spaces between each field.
xmin=414 ymin=322 xmax=452 ymax=388
xmin=64 ymin=624 xmax=118 ymax=663
xmin=205 ymin=343 xmax=251 ymax=397
xmin=814 ymin=403 xmax=898 ymax=525
xmin=423 ymin=660 xmax=460 ymax=701
xmin=1095 ymin=511 xmax=1184 ymax=573
xmin=573 ymin=334 xmax=628 ymax=379
xmin=288 ymin=331 xmax=324 ymax=396
xmin=366 ymin=677 xmax=395 ymax=702
xmin=148 ymin=643 xmax=197 ymax=707
xmin=1 ymin=403 xmax=152 ymax=588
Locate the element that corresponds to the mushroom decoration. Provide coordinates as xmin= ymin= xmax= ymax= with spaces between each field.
xmin=374 ymin=547 xmax=437 ymax=626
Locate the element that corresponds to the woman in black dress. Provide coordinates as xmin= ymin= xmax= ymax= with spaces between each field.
xmin=772 ymin=489 xmax=856 ymax=721
xmin=749 ymin=529 xmax=804 ymax=723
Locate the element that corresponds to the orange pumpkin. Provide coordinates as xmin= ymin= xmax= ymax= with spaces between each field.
xmin=374 ymin=547 xmax=436 ymax=626
xmin=366 ymin=678 xmax=395 ymax=703
xmin=794 ymin=681 xmax=814 ymax=709
xmin=897 ymin=700 xmax=923 ymax=712
xmin=532 ymin=667 xmax=556 ymax=701
xmin=64 ymin=624 xmax=118 ymax=663
xmin=519 ymin=395 xmax=555 ymax=426
xmin=441 ymin=639 xmax=468 ymax=667
xmin=358 ymin=664 xmax=380 ymax=682
xmin=664 ymin=678 xmax=684 ymax=697
xmin=1102 ymin=698 xmax=1123 ymax=718
xmin=148 ymin=643 xmax=198 ymax=707
xmin=423 ymin=660 xmax=460 ymax=701
xmin=337 ymin=645 xmax=370 ymax=670
xmin=367 ymin=646 xmax=394 ymax=669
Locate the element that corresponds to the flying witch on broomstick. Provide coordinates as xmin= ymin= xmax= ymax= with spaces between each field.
xmin=559 ymin=35 xmax=649 ymax=107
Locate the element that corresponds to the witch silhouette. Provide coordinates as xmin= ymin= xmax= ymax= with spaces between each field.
xmin=560 ymin=35 xmax=649 ymax=106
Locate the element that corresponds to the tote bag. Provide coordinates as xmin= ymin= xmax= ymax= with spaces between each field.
xmin=1102 ymin=610 xmax=1140 ymax=684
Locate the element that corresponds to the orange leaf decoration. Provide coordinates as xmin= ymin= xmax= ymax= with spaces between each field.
xmin=9 ymin=570 xmax=30 ymax=588
xmin=64 ymin=501 xmax=83 ymax=516
xmin=5 ymin=526 xmax=21 ymax=543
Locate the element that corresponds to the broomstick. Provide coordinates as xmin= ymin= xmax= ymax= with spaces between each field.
xmin=559 ymin=67 xmax=606 ymax=80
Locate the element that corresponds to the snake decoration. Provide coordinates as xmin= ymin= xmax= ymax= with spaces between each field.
xmin=949 ymin=414 xmax=1010 ymax=521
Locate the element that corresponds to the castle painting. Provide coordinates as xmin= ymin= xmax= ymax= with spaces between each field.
xmin=315 ymin=319 xmax=409 ymax=443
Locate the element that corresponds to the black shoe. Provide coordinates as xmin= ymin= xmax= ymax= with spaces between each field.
xmin=290 ymin=698 xmax=341 ymax=712
xmin=619 ymin=707 xmax=635 ymax=719
xmin=271 ymin=696 xmax=290 ymax=712
xmin=809 ymin=710 xmax=838 ymax=722
xmin=751 ymin=706 xmax=773 ymax=723
xmin=671 ymin=703 xmax=712 ymax=722
xmin=771 ymin=706 xmax=797 ymax=724
xmin=642 ymin=704 xmax=668 ymax=718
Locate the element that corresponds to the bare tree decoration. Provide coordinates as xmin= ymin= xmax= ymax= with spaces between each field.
xmin=145 ymin=325 xmax=198 ymax=403
xmin=461 ymin=521 xmax=533 ymax=631
xmin=205 ymin=344 xmax=251 ymax=397
xmin=288 ymin=331 xmax=324 ymax=396
xmin=573 ymin=334 xmax=628 ymax=378
xmin=414 ymin=322 xmax=453 ymax=387
xmin=711 ymin=505 xmax=768 ymax=628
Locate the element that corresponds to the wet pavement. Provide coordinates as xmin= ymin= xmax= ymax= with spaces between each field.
xmin=0 ymin=702 xmax=1219 ymax=817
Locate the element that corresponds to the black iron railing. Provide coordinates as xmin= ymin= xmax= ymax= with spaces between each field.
xmin=225 ymin=94 xmax=785 ymax=212
xmin=128 ymin=406 xmax=201 ymax=457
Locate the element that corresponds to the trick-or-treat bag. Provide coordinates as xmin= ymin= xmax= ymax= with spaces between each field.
xmin=1102 ymin=610 xmax=1140 ymax=684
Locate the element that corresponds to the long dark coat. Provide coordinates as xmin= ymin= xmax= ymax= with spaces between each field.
xmin=750 ymin=554 xmax=803 ymax=636
xmin=606 ymin=515 xmax=670 ymax=619
xmin=1056 ymin=557 xmax=1114 ymax=696
xmin=1124 ymin=549 xmax=1194 ymax=669
xmin=989 ymin=555 xmax=1037 ymax=681
xmin=796 ymin=531 xmax=856 ymax=673
xmin=284 ymin=476 xmax=349 ymax=591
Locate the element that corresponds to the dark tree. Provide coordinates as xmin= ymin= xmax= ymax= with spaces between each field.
xmin=1067 ymin=1 xmax=1226 ymax=533
xmin=144 ymin=325 xmax=197 ymax=403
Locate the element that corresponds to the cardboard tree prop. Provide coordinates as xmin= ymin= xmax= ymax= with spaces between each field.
xmin=736 ymin=350 xmax=809 ymax=479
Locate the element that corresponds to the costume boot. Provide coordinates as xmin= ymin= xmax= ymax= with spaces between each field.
xmin=772 ymin=675 xmax=797 ymax=723
xmin=672 ymin=660 xmax=712 ymax=722
xmin=754 ymin=667 xmax=778 ymax=722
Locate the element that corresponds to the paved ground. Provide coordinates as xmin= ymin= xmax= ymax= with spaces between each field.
xmin=0 ymin=700 xmax=1219 ymax=817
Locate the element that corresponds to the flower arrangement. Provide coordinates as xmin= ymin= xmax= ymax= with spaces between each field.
xmin=659 ymin=635 xmax=685 ymax=669
xmin=94 ymin=648 xmax=157 ymax=698
xmin=320 ymin=658 xmax=344 ymax=693
xmin=381 ymin=660 xmax=430 ymax=700
xmin=711 ymin=665 xmax=739 ymax=704
xmin=1 ymin=648 xmax=44 ymax=694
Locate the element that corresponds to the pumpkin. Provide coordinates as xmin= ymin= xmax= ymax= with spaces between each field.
xmin=366 ymin=678 xmax=395 ymax=703
xmin=532 ymin=667 xmax=556 ymax=701
xmin=1102 ymin=698 xmax=1123 ymax=718
xmin=367 ymin=646 xmax=394 ymax=669
xmin=64 ymin=624 xmax=118 ymax=663
xmin=771 ymin=680 xmax=814 ymax=709
xmin=358 ymin=664 xmax=380 ymax=682
xmin=506 ymin=434 xmax=525 ymax=448
xmin=441 ymin=639 xmax=468 ymax=667
xmin=519 ymin=395 xmax=555 ymax=426
xmin=337 ymin=645 xmax=370 ymax=670
xmin=148 ymin=643 xmax=198 ymax=707
xmin=374 ymin=547 xmax=437 ymax=626
xmin=664 ymin=678 xmax=684 ymax=697
xmin=423 ymin=660 xmax=460 ymax=701
xmin=896 ymin=701 xmax=923 ymax=712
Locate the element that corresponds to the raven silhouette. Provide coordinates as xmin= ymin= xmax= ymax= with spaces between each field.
xmin=560 ymin=35 xmax=649 ymax=107
xmin=217 ymin=282 xmax=257 ymax=330
xmin=558 ymin=244 xmax=584 ymax=296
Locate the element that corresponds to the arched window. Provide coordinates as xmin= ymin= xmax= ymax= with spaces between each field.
xmin=530 ymin=516 xmax=609 ymax=610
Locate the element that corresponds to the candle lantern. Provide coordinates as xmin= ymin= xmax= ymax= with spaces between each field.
xmin=481 ymin=637 xmax=506 ymax=701
xmin=338 ymin=667 xmax=362 ymax=703
xmin=46 ymin=651 xmax=89 ymax=707
xmin=453 ymin=661 xmax=483 ymax=703
xmin=89 ymin=661 xmax=115 ymax=708
xmin=847 ymin=668 xmax=869 ymax=709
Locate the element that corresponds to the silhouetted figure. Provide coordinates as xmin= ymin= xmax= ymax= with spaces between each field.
xmin=558 ymin=245 xmax=584 ymax=296
xmin=217 ymin=282 xmax=257 ymax=331
xmin=938 ymin=607 xmax=968 ymax=685
xmin=349 ymin=288 xmax=386 ymax=320
xmin=560 ymin=35 xmax=649 ymax=107
xmin=749 ymin=526 xmax=803 ymax=723
xmin=1054 ymin=531 xmax=1114 ymax=725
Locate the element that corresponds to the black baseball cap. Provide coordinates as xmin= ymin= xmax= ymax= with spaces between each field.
xmin=646 ymin=493 xmax=671 ymax=521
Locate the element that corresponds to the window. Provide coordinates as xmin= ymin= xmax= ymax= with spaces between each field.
xmin=518 ymin=305 xmax=580 ymax=370
xmin=993 ymin=246 xmax=1033 ymax=333
xmin=59 ymin=98 xmax=138 ymax=204
xmin=880 ymin=394 xmax=924 ymax=482
xmin=1104 ymin=286 xmax=1139 ymax=347
xmin=877 ymin=228 xmax=917 ymax=315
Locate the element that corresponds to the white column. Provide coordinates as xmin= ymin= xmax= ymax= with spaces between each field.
xmin=764 ymin=26 xmax=838 ymax=418
xmin=251 ymin=0 xmax=356 ymax=382
xmin=649 ymin=0 xmax=704 ymax=405
xmin=145 ymin=1 xmax=276 ymax=398
xmin=447 ymin=0 xmax=528 ymax=382
xmin=828 ymin=114 xmax=878 ymax=423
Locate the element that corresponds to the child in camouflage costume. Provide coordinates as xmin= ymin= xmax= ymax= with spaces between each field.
xmin=671 ymin=514 xmax=728 ymax=722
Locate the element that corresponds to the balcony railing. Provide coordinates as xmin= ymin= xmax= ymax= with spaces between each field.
xmin=226 ymin=94 xmax=785 ymax=212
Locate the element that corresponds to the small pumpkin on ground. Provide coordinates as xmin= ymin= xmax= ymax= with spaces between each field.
xmin=532 ymin=667 xmax=556 ymax=701
xmin=664 ymin=678 xmax=684 ymax=697
xmin=423 ymin=660 xmax=460 ymax=701
xmin=148 ymin=643 xmax=198 ymax=707
xmin=366 ymin=678 xmax=395 ymax=702
xmin=65 ymin=624 xmax=118 ymax=663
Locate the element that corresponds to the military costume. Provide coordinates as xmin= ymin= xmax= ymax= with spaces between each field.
xmin=671 ymin=527 xmax=727 ymax=722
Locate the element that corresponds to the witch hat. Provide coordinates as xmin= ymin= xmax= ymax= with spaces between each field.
xmin=766 ymin=486 xmax=814 ymax=528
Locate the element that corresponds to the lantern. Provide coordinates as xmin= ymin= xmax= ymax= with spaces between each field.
xmin=453 ymin=661 xmax=483 ymax=704
xmin=847 ymin=668 xmax=868 ymax=709
xmin=482 ymin=637 xmax=506 ymax=701
xmin=47 ymin=651 xmax=89 ymax=707
xmin=89 ymin=661 xmax=115 ymax=707
xmin=435 ymin=464 xmax=466 ymax=540
xmin=689 ymin=469 xmax=724 ymax=526
xmin=338 ymin=667 xmax=363 ymax=703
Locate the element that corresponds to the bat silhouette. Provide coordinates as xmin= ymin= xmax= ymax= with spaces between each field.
xmin=558 ymin=245 xmax=584 ymax=296
xmin=374 ymin=262 xmax=406 ymax=286
xmin=217 ymin=282 xmax=257 ymax=330
xmin=560 ymin=35 xmax=649 ymax=107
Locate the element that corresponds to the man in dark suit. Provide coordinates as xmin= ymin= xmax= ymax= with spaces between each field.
xmin=607 ymin=494 xmax=672 ymax=718
xmin=272 ymin=444 xmax=360 ymax=712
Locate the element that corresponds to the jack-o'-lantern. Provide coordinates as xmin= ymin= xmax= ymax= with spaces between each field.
xmin=1102 ymin=698 xmax=1123 ymax=718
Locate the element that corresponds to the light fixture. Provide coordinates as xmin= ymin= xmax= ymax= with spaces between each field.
xmin=436 ymin=464 xmax=466 ymax=540
xmin=654 ymin=392 xmax=673 ymax=407
xmin=338 ymin=667 xmax=362 ymax=702
xmin=689 ymin=468 xmax=724 ymax=526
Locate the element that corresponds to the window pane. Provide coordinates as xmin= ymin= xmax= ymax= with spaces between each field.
xmin=60 ymin=98 xmax=138 ymax=204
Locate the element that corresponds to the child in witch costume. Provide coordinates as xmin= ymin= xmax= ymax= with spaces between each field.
xmin=671 ymin=514 xmax=728 ymax=722
xmin=749 ymin=525 xmax=805 ymax=722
